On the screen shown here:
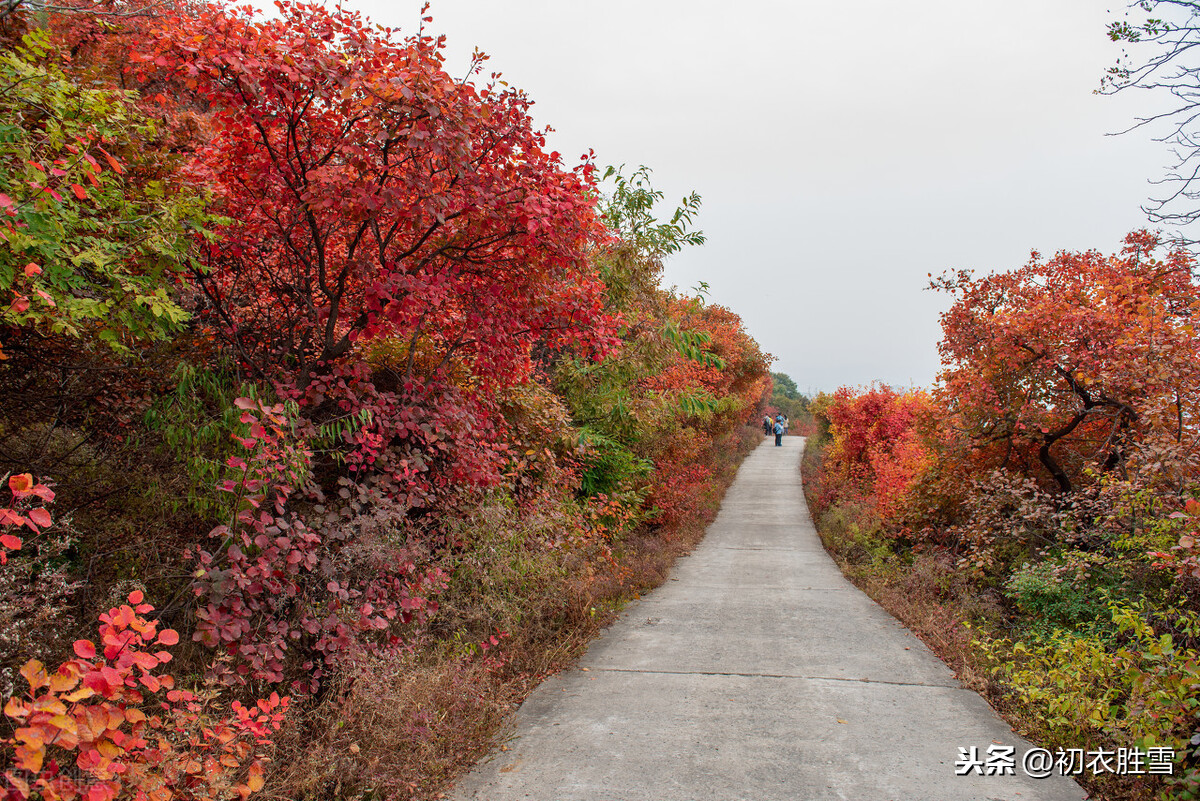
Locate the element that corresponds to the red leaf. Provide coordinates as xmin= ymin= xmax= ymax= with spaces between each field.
xmin=102 ymin=152 xmax=124 ymax=174
xmin=83 ymin=670 xmax=110 ymax=694
xmin=27 ymin=508 xmax=51 ymax=528
xmin=74 ymin=640 xmax=97 ymax=659
xmin=133 ymin=651 xmax=159 ymax=670
xmin=69 ymin=184 xmax=88 ymax=200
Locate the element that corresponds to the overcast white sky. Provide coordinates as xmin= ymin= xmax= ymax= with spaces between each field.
xmin=315 ymin=1 xmax=1169 ymax=393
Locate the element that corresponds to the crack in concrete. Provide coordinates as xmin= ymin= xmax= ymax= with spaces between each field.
xmin=706 ymin=521 xmax=811 ymax=525
xmin=643 ymin=585 xmax=856 ymax=591
xmin=706 ymin=546 xmax=812 ymax=552
xmin=588 ymin=666 xmax=963 ymax=689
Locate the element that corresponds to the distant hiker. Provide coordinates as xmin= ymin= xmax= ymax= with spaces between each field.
xmin=762 ymin=415 xmax=772 ymax=435
xmin=783 ymin=414 xmax=789 ymax=434
xmin=773 ymin=419 xmax=784 ymax=447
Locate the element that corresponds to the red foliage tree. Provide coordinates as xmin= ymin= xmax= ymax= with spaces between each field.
xmin=814 ymin=385 xmax=934 ymax=519
xmin=934 ymin=231 xmax=1200 ymax=493
xmin=122 ymin=0 xmax=613 ymax=385
xmin=639 ymin=297 xmax=772 ymax=529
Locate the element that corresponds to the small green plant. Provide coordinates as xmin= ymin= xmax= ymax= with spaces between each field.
xmin=817 ymin=501 xmax=891 ymax=566
xmin=577 ymin=428 xmax=652 ymax=499
xmin=143 ymin=363 xmax=263 ymax=518
xmin=978 ymin=601 xmax=1200 ymax=794
xmin=1004 ymin=552 xmax=1121 ymax=635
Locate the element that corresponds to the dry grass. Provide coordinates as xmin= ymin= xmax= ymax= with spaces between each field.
xmin=267 ymin=649 xmax=524 ymax=800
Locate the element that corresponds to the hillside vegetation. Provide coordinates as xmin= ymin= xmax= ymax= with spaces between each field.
xmin=804 ymin=233 xmax=1200 ymax=801
xmin=0 ymin=3 xmax=770 ymax=799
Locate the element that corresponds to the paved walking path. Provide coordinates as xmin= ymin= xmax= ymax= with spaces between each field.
xmin=452 ymin=437 xmax=1085 ymax=801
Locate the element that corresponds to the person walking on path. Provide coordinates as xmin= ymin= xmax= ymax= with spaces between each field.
xmin=762 ymin=415 xmax=772 ymax=436
xmin=773 ymin=418 xmax=784 ymax=446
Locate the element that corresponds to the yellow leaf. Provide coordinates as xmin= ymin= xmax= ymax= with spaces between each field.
xmin=246 ymin=761 xmax=265 ymax=792
xmin=19 ymin=660 xmax=48 ymax=690
xmin=48 ymin=671 xmax=80 ymax=693
xmin=31 ymin=697 xmax=66 ymax=715
xmin=48 ymin=714 xmax=77 ymax=735
xmin=14 ymin=743 xmax=44 ymax=774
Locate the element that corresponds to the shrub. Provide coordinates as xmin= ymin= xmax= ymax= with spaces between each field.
xmin=1004 ymin=551 xmax=1125 ymax=635
xmin=192 ymin=397 xmax=448 ymax=692
xmin=980 ymin=602 xmax=1200 ymax=796
xmin=0 ymin=32 xmax=210 ymax=356
xmin=2 ymin=591 xmax=286 ymax=801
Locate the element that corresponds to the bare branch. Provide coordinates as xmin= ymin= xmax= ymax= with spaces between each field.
xmin=1104 ymin=2 xmax=1200 ymax=236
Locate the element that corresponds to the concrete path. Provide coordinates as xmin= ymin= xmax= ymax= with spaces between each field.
xmin=452 ymin=437 xmax=1085 ymax=801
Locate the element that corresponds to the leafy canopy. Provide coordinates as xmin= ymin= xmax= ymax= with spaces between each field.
xmin=0 ymin=31 xmax=211 ymax=355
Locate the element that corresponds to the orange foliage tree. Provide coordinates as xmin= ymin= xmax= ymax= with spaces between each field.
xmin=934 ymin=230 xmax=1200 ymax=495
